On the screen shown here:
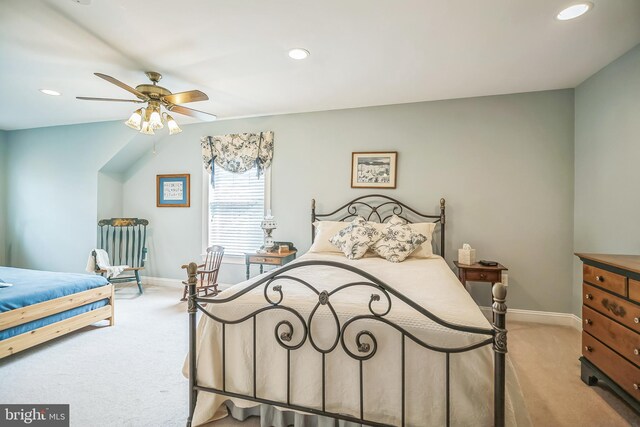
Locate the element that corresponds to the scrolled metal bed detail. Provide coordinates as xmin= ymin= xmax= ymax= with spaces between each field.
xmin=185 ymin=196 xmax=507 ymax=427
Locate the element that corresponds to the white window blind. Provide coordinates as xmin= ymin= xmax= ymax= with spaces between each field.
xmin=208 ymin=168 xmax=266 ymax=256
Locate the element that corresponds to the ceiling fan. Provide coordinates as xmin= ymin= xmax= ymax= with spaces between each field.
xmin=77 ymin=71 xmax=217 ymax=135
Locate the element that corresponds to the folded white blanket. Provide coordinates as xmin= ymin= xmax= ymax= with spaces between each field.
xmin=86 ymin=249 xmax=128 ymax=279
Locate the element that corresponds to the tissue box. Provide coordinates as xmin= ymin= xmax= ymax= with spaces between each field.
xmin=458 ymin=248 xmax=476 ymax=265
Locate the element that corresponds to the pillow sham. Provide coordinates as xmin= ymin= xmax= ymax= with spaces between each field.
xmin=309 ymin=221 xmax=350 ymax=253
xmin=405 ymin=222 xmax=436 ymax=258
xmin=372 ymin=215 xmax=427 ymax=263
xmin=329 ymin=217 xmax=381 ymax=260
xmin=370 ymin=219 xmax=436 ymax=258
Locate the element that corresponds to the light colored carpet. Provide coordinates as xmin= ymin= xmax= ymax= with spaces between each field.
xmin=1 ymin=284 xmax=638 ymax=426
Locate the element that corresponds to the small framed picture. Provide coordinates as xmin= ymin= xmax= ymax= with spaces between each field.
xmin=351 ymin=152 xmax=397 ymax=189
xmin=157 ymin=174 xmax=190 ymax=207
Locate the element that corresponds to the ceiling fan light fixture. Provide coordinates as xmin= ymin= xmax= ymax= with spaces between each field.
xmin=165 ymin=114 xmax=182 ymax=135
xmin=77 ymin=71 xmax=216 ymax=135
xmin=125 ymin=108 xmax=144 ymax=130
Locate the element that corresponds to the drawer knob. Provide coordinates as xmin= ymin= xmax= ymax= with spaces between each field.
xmin=585 ymin=293 xmax=593 ymax=300
xmin=595 ymin=275 xmax=604 ymax=282
xmin=584 ymin=345 xmax=593 ymax=352
xmin=584 ymin=319 xmax=592 ymax=325
xmin=634 ymin=348 xmax=639 ymax=356
xmin=635 ymin=317 xmax=640 ymax=324
xmin=635 ymin=384 xmax=639 ymax=390
xmin=480 ymin=273 xmax=486 ymax=279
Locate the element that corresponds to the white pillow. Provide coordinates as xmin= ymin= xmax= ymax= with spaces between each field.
xmin=370 ymin=218 xmax=436 ymax=258
xmin=309 ymin=221 xmax=350 ymax=253
xmin=371 ymin=216 xmax=427 ymax=263
xmin=329 ymin=217 xmax=381 ymax=260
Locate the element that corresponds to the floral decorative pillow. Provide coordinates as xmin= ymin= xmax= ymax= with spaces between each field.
xmin=329 ymin=217 xmax=381 ymax=259
xmin=372 ymin=215 xmax=427 ymax=262
xmin=309 ymin=221 xmax=350 ymax=253
xmin=369 ymin=221 xmax=436 ymax=258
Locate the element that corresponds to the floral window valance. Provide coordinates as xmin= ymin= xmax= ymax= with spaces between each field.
xmin=201 ymin=131 xmax=274 ymax=185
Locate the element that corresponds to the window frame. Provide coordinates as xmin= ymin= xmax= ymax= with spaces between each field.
xmin=201 ymin=166 xmax=271 ymax=264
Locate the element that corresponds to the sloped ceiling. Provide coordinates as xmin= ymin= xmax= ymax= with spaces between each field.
xmin=0 ymin=0 xmax=639 ymax=130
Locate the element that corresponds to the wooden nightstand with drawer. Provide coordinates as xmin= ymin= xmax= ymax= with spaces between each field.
xmin=453 ymin=261 xmax=507 ymax=290
xmin=245 ymin=247 xmax=297 ymax=280
xmin=576 ymin=253 xmax=640 ymax=412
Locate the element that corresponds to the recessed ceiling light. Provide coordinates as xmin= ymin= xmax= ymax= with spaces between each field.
xmin=39 ymin=89 xmax=61 ymax=96
xmin=557 ymin=3 xmax=593 ymax=21
xmin=288 ymin=48 xmax=310 ymax=60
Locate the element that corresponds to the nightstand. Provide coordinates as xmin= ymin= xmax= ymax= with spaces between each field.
xmin=453 ymin=261 xmax=508 ymax=291
xmin=245 ymin=249 xmax=297 ymax=280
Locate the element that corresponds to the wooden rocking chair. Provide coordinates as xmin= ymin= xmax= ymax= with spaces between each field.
xmin=93 ymin=218 xmax=149 ymax=294
xmin=182 ymin=245 xmax=224 ymax=301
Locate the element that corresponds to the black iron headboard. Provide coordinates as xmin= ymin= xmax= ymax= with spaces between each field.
xmin=311 ymin=195 xmax=446 ymax=258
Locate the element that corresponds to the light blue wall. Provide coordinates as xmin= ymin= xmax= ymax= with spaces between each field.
xmin=0 ymin=130 xmax=7 ymax=265
xmin=97 ymin=171 xmax=123 ymax=219
xmin=573 ymin=43 xmax=640 ymax=315
xmin=122 ymin=90 xmax=575 ymax=312
xmin=5 ymin=122 xmax=136 ymax=272
xmin=2 ymin=90 xmax=576 ymax=312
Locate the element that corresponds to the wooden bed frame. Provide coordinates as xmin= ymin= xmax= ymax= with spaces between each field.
xmin=0 ymin=283 xmax=114 ymax=359
xmin=185 ymin=195 xmax=509 ymax=427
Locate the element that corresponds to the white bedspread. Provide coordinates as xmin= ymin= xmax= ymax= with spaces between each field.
xmin=184 ymin=253 xmax=531 ymax=426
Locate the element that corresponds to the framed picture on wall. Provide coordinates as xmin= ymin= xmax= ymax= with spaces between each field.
xmin=157 ymin=174 xmax=190 ymax=207
xmin=351 ymin=152 xmax=397 ymax=189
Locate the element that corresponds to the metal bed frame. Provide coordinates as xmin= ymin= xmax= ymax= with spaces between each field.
xmin=186 ymin=195 xmax=507 ymax=427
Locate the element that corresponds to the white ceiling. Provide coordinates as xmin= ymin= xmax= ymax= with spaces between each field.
xmin=0 ymin=0 xmax=639 ymax=131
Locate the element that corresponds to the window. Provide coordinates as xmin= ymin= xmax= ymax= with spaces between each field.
xmin=206 ymin=167 xmax=269 ymax=257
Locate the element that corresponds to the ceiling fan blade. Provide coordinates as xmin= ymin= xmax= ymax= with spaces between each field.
xmin=168 ymin=104 xmax=217 ymax=121
xmin=76 ymin=96 xmax=145 ymax=103
xmin=94 ymin=73 xmax=148 ymax=100
xmin=162 ymin=90 xmax=209 ymax=105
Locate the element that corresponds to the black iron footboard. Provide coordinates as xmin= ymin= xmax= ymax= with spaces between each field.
xmin=184 ymin=260 xmax=508 ymax=427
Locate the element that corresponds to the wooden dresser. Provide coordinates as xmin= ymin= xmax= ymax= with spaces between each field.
xmin=576 ymin=253 xmax=640 ymax=412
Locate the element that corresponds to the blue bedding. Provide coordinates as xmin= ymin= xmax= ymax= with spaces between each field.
xmin=0 ymin=267 xmax=110 ymax=340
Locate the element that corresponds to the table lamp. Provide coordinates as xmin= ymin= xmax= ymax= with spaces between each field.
xmin=260 ymin=210 xmax=277 ymax=252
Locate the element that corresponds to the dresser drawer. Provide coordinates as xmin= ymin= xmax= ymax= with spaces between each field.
xmin=583 ymin=283 xmax=640 ymax=332
xmin=630 ymin=279 xmax=640 ymax=304
xmin=583 ymin=264 xmax=627 ymax=296
xmin=463 ymin=270 xmax=501 ymax=282
xmin=583 ymin=306 xmax=640 ymax=366
xmin=582 ymin=332 xmax=640 ymax=399
xmin=248 ymin=256 xmax=282 ymax=265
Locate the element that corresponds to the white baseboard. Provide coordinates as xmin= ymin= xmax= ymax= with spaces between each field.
xmin=480 ymin=306 xmax=581 ymax=330
xmin=142 ymin=276 xmax=233 ymax=290
xmin=142 ymin=276 xmax=182 ymax=287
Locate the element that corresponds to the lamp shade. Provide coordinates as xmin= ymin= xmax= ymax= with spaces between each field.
xmin=140 ymin=120 xmax=155 ymax=135
xmin=166 ymin=114 xmax=182 ymax=135
xmin=125 ymin=108 xmax=143 ymax=130
xmin=149 ymin=108 xmax=163 ymax=129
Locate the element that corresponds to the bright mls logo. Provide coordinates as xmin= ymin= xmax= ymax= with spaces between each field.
xmin=1 ymin=405 xmax=69 ymax=426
